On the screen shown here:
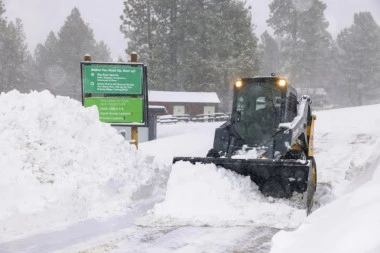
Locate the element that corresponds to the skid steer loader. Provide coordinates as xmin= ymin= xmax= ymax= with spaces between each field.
xmin=173 ymin=75 xmax=317 ymax=214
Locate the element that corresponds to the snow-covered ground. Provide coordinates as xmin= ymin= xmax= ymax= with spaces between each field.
xmin=271 ymin=105 xmax=380 ymax=253
xmin=0 ymin=90 xmax=379 ymax=252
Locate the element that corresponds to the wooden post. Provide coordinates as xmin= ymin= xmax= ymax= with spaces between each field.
xmin=84 ymin=54 xmax=92 ymax=62
xmin=131 ymin=52 xmax=138 ymax=63
xmin=84 ymin=55 xmax=92 ymax=100
xmin=131 ymin=52 xmax=139 ymax=149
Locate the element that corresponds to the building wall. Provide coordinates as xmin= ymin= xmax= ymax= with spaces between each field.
xmin=148 ymin=102 xmax=220 ymax=116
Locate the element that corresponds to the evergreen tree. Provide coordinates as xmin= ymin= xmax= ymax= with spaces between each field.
xmin=120 ymin=0 xmax=155 ymax=61
xmin=35 ymin=8 xmax=111 ymax=100
xmin=0 ymin=17 xmax=29 ymax=92
xmin=208 ymin=0 xmax=260 ymax=110
xmin=0 ymin=0 xmax=6 ymax=45
xmin=121 ymin=0 xmax=260 ymax=110
xmin=34 ymin=32 xmax=62 ymax=91
xmin=0 ymin=0 xmax=8 ymax=91
xmin=267 ymin=0 xmax=332 ymax=89
xmin=0 ymin=1 xmax=35 ymax=93
xmin=336 ymin=12 xmax=380 ymax=106
xmin=23 ymin=54 xmax=40 ymax=92
xmin=174 ymin=0 xmax=220 ymax=91
xmin=0 ymin=0 xmax=5 ymax=30
xmin=56 ymin=8 xmax=98 ymax=99
xmin=94 ymin=41 xmax=112 ymax=62
xmin=120 ymin=0 xmax=175 ymax=89
xmin=258 ymin=31 xmax=280 ymax=75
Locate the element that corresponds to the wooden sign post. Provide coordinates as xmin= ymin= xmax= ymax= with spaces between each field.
xmin=131 ymin=52 xmax=139 ymax=149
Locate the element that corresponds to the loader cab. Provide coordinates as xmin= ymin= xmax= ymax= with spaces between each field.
xmin=231 ymin=77 xmax=288 ymax=147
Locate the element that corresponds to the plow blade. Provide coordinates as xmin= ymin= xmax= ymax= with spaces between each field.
xmin=173 ymin=156 xmax=316 ymax=213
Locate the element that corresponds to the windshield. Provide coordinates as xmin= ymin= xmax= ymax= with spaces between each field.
xmin=233 ymin=81 xmax=282 ymax=146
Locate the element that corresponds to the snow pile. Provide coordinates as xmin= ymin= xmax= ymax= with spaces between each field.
xmin=231 ymin=145 xmax=264 ymax=159
xmin=269 ymin=105 xmax=380 ymax=253
xmin=270 ymin=139 xmax=380 ymax=253
xmin=138 ymin=161 xmax=307 ymax=228
xmin=0 ymin=90 xmax=164 ymax=241
xmin=313 ymin=105 xmax=380 ymax=201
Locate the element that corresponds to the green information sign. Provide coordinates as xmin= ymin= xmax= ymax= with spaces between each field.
xmin=84 ymin=97 xmax=144 ymax=123
xmin=83 ymin=65 xmax=143 ymax=94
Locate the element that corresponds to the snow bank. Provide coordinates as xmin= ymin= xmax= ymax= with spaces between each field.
xmin=270 ymin=140 xmax=380 ymax=253
xmin=138 ymin=161 xmax=307 ymax=228
xmin=270 ymin=105 xmax=380 ymax=253
xmin=0 ymin=90 xmax=164 ymax=241
xmin=313 ymin=105 xmax=380 ymax=200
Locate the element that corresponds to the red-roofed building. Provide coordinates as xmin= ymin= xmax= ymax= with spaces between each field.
xmin=148 ymin=91 xmax=221 ymax=116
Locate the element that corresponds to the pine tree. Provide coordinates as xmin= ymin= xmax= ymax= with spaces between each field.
xmin=0 ymin=0 xmax=5 ymax=39
xmin=0 ymin=0 xmax=5 ymax=28
xmin=120 ymin=0 xmax=176 ymax=90
xmin=267 ymin=0 xmax=332 ymax=88
xmin=0 ymin=0 xmax=8 ymax=91
xmin=94 ymin=41 xmax=112 ymax=62
xmin=120 ymin=0 xmax=155 ymax=62
xmin=55 ymin=8 xmax=96 ymax=99
xmin=0 ymin=1 xmax=35 ymax=93
xmin=34 ymin=32 xmax=62 ymax=91
xmin=258 ymin=31 xmax=280 ymax=76
xmin=174 ymin=0 xmax=220 ymax=91
xmin=210 ymin=0 xmax=260 ymax=110
xmin=0 ymin=18 xmax=29 ymax=92
xmin=336 ymin=12 xmax=380 ymax=106
xmin=120 ymin=0 xmax=260 ymax=108
xmin=36 ymin=8 xmax=112 ymax=100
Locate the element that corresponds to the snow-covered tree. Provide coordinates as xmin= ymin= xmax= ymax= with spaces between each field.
xmin=336 ymin=12 xmax=380 ymax=106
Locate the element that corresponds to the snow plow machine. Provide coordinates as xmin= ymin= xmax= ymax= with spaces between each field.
xmin=173 ymin=75 xmax=317 ymax=214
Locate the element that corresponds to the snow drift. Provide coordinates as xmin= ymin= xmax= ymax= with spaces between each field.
xmin=0 ymin=90 xmax=165 ymax=241
xmin=270 ymin=105 xmax=380 ymax=253
xmin=270 ymin=138 xmax=380 ymax=253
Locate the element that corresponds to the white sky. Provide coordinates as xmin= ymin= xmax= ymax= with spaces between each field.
xmin=2 ymin=0 xmax=380 ymax=59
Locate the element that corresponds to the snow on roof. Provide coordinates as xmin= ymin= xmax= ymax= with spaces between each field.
xmin=149 ymin=90 xmax=220 ymax=104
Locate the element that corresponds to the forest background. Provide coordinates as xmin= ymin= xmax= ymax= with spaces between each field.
xmin=1 ymin=0 xmax=380 ymax=109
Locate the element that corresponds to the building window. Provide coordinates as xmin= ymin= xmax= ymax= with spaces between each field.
xmin=173 ymin=105 xmax=185 ymax=115
xmin=203 ymin=106 xmax=215 ymax=114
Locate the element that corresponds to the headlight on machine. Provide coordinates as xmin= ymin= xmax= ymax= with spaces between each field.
xmin=277 ymin=79 xmax=287 ymax=87
xmin=234 ymin=79 xmax=243 ymax=88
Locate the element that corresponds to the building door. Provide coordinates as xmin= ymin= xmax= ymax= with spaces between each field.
xmin=173 ymin=105 xmax=185 ymax=115
xmin=203 ymin=106 xmax=215 ymax=114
